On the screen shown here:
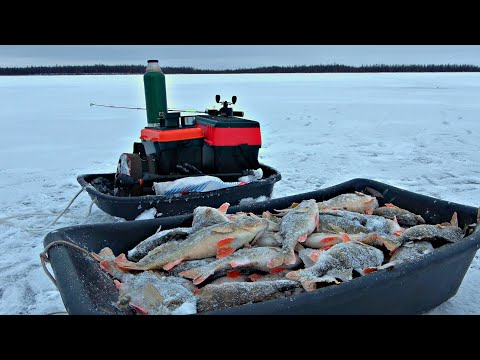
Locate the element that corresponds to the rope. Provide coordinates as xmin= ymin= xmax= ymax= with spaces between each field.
xmin=40 ymin=240 xmax=94 ymax=288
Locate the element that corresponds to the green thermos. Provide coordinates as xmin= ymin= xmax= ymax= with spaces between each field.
xmin=144 ymin=60 xmax=168 ymax=127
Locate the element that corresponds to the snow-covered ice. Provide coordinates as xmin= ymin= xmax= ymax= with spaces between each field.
xmin=0 ymin=73 xmax=479 ymax=314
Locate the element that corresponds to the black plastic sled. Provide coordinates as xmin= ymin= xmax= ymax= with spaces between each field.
xmin=77 ymin=163 xmax=281 ymax=220
xmin=43 ymin=178 xmax=480 ymax=315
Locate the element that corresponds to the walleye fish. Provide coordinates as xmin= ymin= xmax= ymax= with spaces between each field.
xmin=397 ymin=222 xmax=463 ymax=247
xmin=114 ymin=216 xmax=269 ymax=271
xmin=389 ymin=241 xmax=434 ymax=264
xmin=286 ymin=241 xmax=384 ymax=291
xmin=115 ymin=271 xmax=196 ymax=315
xmin=127 ymin=227 xmax=191 ymax=262
xmin=191 ymin=203 xmax=230 ymax=232
xmin=373 ymin=203 xmax=426 ymax=227
xmin=195 ymin=280 xmax=302 ymax=313
xmin=277 ymin=199 xmax=319 ymax=266
xmin=317 ymin=192 xmax=379 ymax=215
xmin=179 ymin=247 xmax=300 ymax=285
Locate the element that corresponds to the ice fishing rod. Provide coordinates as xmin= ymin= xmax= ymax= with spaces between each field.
xmin=90 ymin=101 xmax=245 ymax=117
xmin=89 ymin=103 xmax=205 ymax=113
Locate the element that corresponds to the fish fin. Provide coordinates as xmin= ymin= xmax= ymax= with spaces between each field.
xmin=144 ymin=283 xmax=164 ymax=307
xmin=155 ymin=225 xmax=162 ymax=234
xmin=393 ymin=215 xmax=399 ymax=225
xmin=267 ymin=256 xmax=285 ymax=268
xmin=286 ymin=250 xmax=297 ymax=265
xmin=230 ymin=259 xmax=251 ymax=267
xmin=227 ymin=270 xmax=242 ymax=278
xmin=269 ymin=267 xmax=287 ymax=274
xmin=213 ymin=226 xmax=235 ymax=234
xmin=365 ymin=208 xmax=374 ymax=215
xmin=450 ymin=212 xmax=458 ymax=227
xmin=285 ymin=270 xmax=300 ymax=281
xmin=218 ymin=202 xmax=230 ymax=214
xmin=355 ymin=191 xmax=367 ymax=197
xmin=298 ymin=234 xmax=307 ymax=243
xmin=114 ymin=254 xmax=143 ymax=271
xmin=227 ymin=215 xmax=236 ymax=221
xmin=193 ymin=288 xmax=200 ymax=295
xmin=363 ymin=267 xmax=377 ymax=274
xmin=341 ymin=233 xmax=351 ymax=242
xmin=241 ymin=220 xmax=266 ymax=230
xmin=217 ymin=247 xmax=236 ymax=258
xmin=365 ymin=187 xmax=384 ymax=198
xmin=301 ymin=281 xmax=317 ymax=292
xmin=216 ymin=237 xmax=235 ymax=247
xmin=321 ymin=244 xmax=334 ymax=250
xmin=385 ymin=203 xmax=396 ymax=208
xmin=249 ymin=274 xmax=263 ymax=282
xmin=307 ymin=251 xmax=320 ymax=262
xmin=99 ymin=260 xmax=115 ymax=275
xmin=393 ymin=230 xmax=404 ymax=236
xmin=162 ymin=258 xmax=185 ymax=271
xmin=129 ymin=302 xmax=148 ymax=315
xmin=113 ymin=279 xmax=123 ymax=290
xmin=320 ymin=236 xmax=340 ymax=244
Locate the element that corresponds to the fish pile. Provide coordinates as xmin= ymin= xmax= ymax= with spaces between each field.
xmin=93 ymin=192 xmax=468 ymax=315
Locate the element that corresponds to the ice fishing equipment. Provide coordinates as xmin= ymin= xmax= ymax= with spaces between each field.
xmin=113 ymin=59 xmax=271 ymax=198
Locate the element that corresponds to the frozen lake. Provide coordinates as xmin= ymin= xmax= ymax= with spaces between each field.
xmin=0 ymin=73 xmax=479 ymax=314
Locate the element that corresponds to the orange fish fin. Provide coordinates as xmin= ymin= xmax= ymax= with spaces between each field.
xmin=218 ymin=202 xmax=230 ymax=214
xmin=113 ymin=279 xmax=123 ymax=290
xmin=341 ymin=233 xmax=351 ymax=242
xmin=216 ymin=237 xmax=235 ymax=247
xmin=217 ymin=247 xmax=236 ymax=258
xmin=249 ymin=274 xmax=263 ymax=282
xmin=129 ymin=302 xmax=148 ymax=315
xmin=308 ymin=251 xmax=320 ymax=262
xmin=320 ymin=236 xmax=339 ymax=243
xmin=363 ymin=267 xmax=377 ymax=274
xmin=162 ymin=258 xmax=185 ymax=271
xmin=298 ymin=234 xmax=308 ymax=243
xmin=269 ymin=267 xmax=287 ymax=274
xmin=385 ymin=203 xmax=396 ymax=208
xmin=227 ymin=270 xmax=242 ymax=278
xmin=114 ymin=254 xmax=143 ymax=271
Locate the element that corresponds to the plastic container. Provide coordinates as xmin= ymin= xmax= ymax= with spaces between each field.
xmin=141 ymin=127 xmax=204 ymax=175
xmin=77 ymin=163 xmax=281 ymax=220
xmin=196 ymin=115 xmax=261 ymax=173
xmin=44 ymin=178 xmax=480 ymax=315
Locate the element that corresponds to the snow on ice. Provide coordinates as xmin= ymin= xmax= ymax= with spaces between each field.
xmin=0 ymin=73 xmax=479 ymax=314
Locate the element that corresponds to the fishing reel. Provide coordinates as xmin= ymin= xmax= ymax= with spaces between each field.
xmin=207 ymin=95 xmax=244 ymax=117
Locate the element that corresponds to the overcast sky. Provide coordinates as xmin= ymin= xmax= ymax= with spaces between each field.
xmin=1 ymin=45 xmax=480 ymax=69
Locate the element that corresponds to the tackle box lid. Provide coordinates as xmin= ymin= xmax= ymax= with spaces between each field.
xmin=195 ymin=115 xmax=260 ymax=128
xmin=140 ymin=128 xmax=204 ymax=142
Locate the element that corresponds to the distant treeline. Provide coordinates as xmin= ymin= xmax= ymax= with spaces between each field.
xmin=0 ymin=64 xmax=479 ymax=75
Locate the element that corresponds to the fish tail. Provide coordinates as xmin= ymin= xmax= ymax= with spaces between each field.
xmin=179 ymin=266 xmax=214 ymax=285
xmin=114 ymin=254 xmax=145 ymax=271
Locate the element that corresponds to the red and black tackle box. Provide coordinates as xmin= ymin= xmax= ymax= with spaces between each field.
xmin=196 ymin=115 xmax=262 ymax=173
xmin=140 ymin=126 xmax=204 ymax=175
